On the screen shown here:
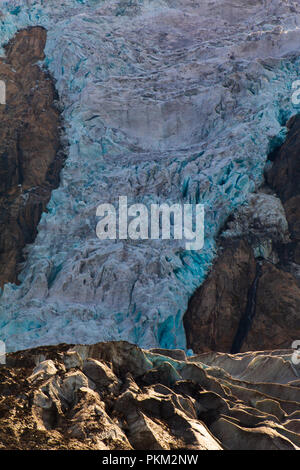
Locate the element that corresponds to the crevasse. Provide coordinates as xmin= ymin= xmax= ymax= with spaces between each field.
xmin=0 ymin=0 xmax=300 ymax=352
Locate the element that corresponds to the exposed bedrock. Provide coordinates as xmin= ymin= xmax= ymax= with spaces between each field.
xmin=1 ymin=341 xmax=300 ymax=450
xmin=266 ymin=114 xmax=300 ymax=266
xmin=3 ymin=0 xmax=300 ymax=352
xmin=266 ymin=115 xmax=300 ymax=204
xmin=184 ymin=239 xmax=257 ymax=353
xmin=184 ymin=116 xmax=300 ymax=354
xmin=0 ymin=26 xmax=64 ymax=287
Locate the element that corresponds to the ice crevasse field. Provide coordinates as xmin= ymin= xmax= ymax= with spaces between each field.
xmin=0 ymin=0 xmax=300 ymax=352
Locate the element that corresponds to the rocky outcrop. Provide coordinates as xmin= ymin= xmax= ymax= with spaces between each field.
xmin=184 ymin=116 xmax=300 ymax=354
xmin=0 ymin=27 xmax=64 ymax=287
xmin=184 ymin=239 xmax=256 ymax=353
xmin=184 ymin=239 xmax=300 ymax=353
xmin=244 ymin=263 xmax=300 ymax=351
xmin=1 ymin=341 xmax=300 ymax=450
xmin=266 ymin=115 xmax=300 ymax=268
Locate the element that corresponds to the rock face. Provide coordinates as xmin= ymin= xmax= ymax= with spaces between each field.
xmin=184 ymin=239 xmax=256 ymax=353
xmin=184 ymin=115 xmax=300 ymax=354
xmin=0 ymin=27 xmax=64 ymax=287
xmin=184 ymin=240 xmax=300 ymax=353
xmin=266 ymin=115 xmax=300 ymax=267
xmin=2 ymin=1 xmax=300 ymax=352
xmin=0 ymin=4 xmax=297 ymax=363
xmin=1 ymin=341 xmax=300 ymax=450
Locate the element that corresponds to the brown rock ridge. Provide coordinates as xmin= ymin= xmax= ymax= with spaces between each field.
xmin=0 ymin=26 xmax=65 ymax=287
xmin=184 ymin=115 xmax=300 ymax=354
xmin=1 ymin=341 xmax=300 ymax=450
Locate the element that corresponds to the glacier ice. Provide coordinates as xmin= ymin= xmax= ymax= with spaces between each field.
xmin=1 ymin=0 xmax=300 ymax=351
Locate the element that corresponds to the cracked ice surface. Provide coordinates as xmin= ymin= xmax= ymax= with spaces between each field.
xmin=1 ymin=0 xmax=300 ymax=352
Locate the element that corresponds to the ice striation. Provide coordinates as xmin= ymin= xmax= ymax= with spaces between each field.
xmin=1 ymin=0 xmax=300 ymax=352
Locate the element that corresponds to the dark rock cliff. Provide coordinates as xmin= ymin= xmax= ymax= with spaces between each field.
xmin=184 ymin=116 xmax=300 ymax=354
xmin=0 ymin=26 xmax=64 ymax=287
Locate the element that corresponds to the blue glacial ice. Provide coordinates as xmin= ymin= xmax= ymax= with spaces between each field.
xmin=1 ymin=0 xmax=300 ymax=352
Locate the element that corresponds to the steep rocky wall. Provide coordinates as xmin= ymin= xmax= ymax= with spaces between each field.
xmin=2 ymin=1 xmax=300 ymax=352
xmin=0 ymin=26 xmax=64 ymax=287
xmin=266 ymin=114 xmax=300 ymax=266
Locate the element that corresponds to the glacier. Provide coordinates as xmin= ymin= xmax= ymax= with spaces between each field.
xmin=1 ymin=0 xmax=300 ymax=352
